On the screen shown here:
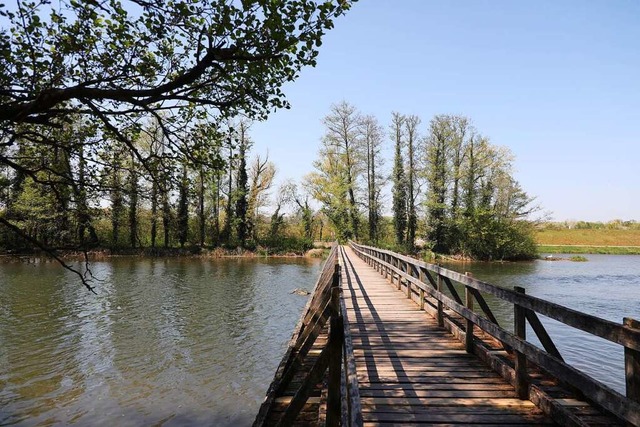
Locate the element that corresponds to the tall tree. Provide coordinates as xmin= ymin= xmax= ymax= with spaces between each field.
xmin=307 ymin=102 xmax=363 ymax=240
xmin=390 ymin=112 xmax=407 ymax=246
xmin=221 ymin=132 xmax=235 ymax=245
xmin=361 ymin=115 xmax=383 ymax=243
xmin=127 ymin=152 xmax=139 ymax=248
xmin=425 ymin=115 xmax=451 ymax=253
xmin=248 ymin=154 xmax=276 ymax=240
xmin=234 ymin=122 xmax=251 ymax=247
xmin=109 ymin=150 xmax=125 ymax=248
xmin=177 ymin=164 xmax=189 ymax=248
xmin=288 ymin=182 xmax=315 ymax=240
xmin=405 ymin=114 xmax=421 ymax=251
xmin=322 ymin=101 xmax=362 ymax=239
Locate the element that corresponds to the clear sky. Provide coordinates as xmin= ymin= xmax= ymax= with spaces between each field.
xmin=251 ymin=0 xmax=640 ymax=222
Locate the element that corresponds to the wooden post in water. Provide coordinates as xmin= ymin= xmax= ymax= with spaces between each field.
xmin=624 ymin=317 xmax=640 ymax=404
xmin=464 ymin=284 xmax=474 ymax=354
xmin=514 ymin=286 xmax=528 ymax=399
xmin=437 ymin=273 xmax=444 ymax=327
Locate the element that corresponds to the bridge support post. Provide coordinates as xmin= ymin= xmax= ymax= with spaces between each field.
xmin=406 ymin=262 xmax=412 ymax=299
xmin=514 ymin=286 xmax=528 ymax=399
xmin=465 ymin=286 xmax=474 ymax=353
xmin=437 ymin=274 xmax=444 ymax=327
xmin=418 ymin=267 xmax=425 ymax=310
xmin=624 ymin=317 xmax=640 ymax=404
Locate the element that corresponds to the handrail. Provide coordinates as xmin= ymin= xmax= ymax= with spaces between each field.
xmin=338 ymin=247 xmax=363 ymax=427
xmin=349 ymin=241 xmax=640 ymax=426
xmin=253 ymin=243 xmax=363 ymax=427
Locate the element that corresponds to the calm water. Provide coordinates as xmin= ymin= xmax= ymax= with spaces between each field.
xmin=443 ymin=254 xmax=640 ymax=394
xmin=0 ymin=257 xmax=322 ymax=426
xmin=1 ymin=254 xmax=639 ymax=426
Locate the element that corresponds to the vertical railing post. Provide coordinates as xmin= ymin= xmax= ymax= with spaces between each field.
xmin=418 ymin=267 xmax=425 ymax=310
xmin=514 ymin=286 xmax=528 ymax=399
xmin=436 ymin=273 xmax=444 ymax=327
xmin=624 ymin=317 xmax=640 ymax=404
xmin=327 ymin=265 xmax=342 ymax=426
xmin=465 ymin=285 xmax=474 ymax=353
xmin=406 ymin=262 xmax=411 ymax=299
xmin=384 ymin=254 xmax=389 ymax=280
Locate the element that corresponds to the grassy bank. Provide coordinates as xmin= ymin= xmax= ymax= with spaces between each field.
xmin=536 ymin=228 xmax=640 ymax=246
xmin=536 ymin=228 xmax=640 ymax=254
xmin=537 ymin=245 xmax=640 ymax=255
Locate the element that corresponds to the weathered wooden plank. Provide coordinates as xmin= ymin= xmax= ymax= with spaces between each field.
xmin=359 ymin=396 xmax=537 ymax=407
xmin=360 ymin=382 xmax=516 ymax=389
xmin=358 ymin=376 xmax=510 ymax=385
xmin=358 ymin=389 xmax=518 ymax=398
xmin=361 ymin=412 xmax=552 ymax=423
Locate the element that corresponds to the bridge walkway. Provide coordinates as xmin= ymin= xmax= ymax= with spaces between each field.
xmin=339 ymin=245 xmax=553 ymax=426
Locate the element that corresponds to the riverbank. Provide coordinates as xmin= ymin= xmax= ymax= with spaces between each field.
xmin=537 ymin=245 xmax=640 ymax=255
xmin=0 ymin=246 xmax=331 ymax=261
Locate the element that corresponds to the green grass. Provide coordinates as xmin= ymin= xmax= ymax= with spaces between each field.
xmin=569 ymin=255 xmax=588 ymax=262
xmin=535 ymin=228 xmax=640 ymax=246
xmin=538 ymin=245 xmax=640 ymax=255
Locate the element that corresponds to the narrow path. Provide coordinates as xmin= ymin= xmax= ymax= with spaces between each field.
xmin=339 ymin=246 xmax=554 ymax=426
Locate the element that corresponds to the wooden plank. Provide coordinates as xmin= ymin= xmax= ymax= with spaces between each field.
xmin=358 ymin=389 xmax=518 ymax=398
xmin=361 ymin=412 xmax=552 ymax=423
xmin=359 ymin=396 xmax=537 ymax=407
xmin=359 ymin=383 xmax=516 ymax=391
xmin=358 ymin=378 xmax=511 ymax=385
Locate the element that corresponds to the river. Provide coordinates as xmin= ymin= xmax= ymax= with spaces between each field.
xmin=0 ymin=254 xmax=638 ymax=426
xmin=0 ymin=257 xmax=322 ymax=426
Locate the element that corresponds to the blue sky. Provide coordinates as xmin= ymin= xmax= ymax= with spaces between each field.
xmin=251 ymin=0 xmax=640 ymax=222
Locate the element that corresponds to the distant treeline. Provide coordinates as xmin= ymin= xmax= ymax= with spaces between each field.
xmin=540 ymin=220 xmax=640 ymax=230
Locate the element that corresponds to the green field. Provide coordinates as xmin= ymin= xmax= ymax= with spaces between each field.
xmin=536 ymin=229 xmax=640 ymax=254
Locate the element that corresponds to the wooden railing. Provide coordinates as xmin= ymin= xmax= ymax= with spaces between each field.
xmin=253 ymin=244 xmax=363 ymax=427
xmin=350 ymin=241 xmax=640 ymax=426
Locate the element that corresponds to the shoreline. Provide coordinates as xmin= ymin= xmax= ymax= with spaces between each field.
xmin=0 ymin=247 xmax=330 ymax=262
xmin=537 ymin=244 xmax=640 ymax=255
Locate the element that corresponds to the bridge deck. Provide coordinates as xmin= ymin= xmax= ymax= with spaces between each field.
xmin=339 ymin=246 xmax=553 ymax=426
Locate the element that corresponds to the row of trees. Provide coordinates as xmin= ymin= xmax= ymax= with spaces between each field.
xmin=0 ymin=115 xmax=328 ymax=252
xmin=0 ymin=0 xmax=356 ymax=279
xmin=308 ymin=102 xmax=539 ymax=260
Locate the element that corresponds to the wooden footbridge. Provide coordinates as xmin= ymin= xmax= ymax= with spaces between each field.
xmin=254 ymin=243 xmax=640 ymax=426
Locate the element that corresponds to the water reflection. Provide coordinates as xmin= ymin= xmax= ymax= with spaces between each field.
xmin=0 ymin=257 xmax=322 ymax=426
